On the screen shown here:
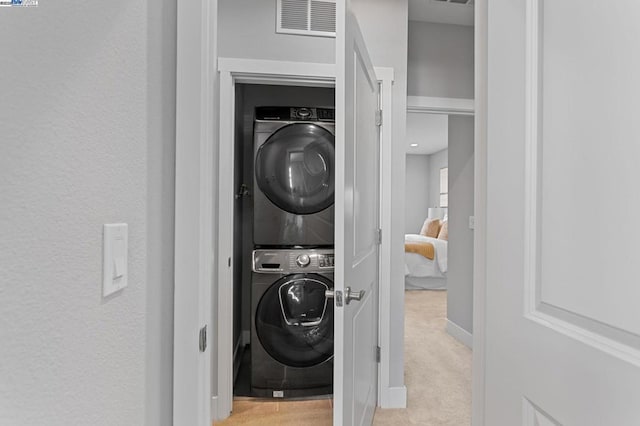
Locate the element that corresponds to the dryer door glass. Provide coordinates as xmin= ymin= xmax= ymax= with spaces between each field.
xmin=255 ymin=123 xmax=335 ymax=215
xmin=255 ymin=273 xmax=334 ymax=368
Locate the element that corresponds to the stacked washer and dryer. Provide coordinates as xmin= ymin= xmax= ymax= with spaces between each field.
xmin=251 ymin=106 xmax=336 ymax=398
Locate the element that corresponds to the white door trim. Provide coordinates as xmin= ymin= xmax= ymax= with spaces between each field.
xmin=374 ymin=67 xmax=408 ymax=410
xmin=215 ymin=57 xmax=396 ymax=421
xmin=407 ymin=95 xmax=475 ymax=115
xmin=472 ymin=1 xmax=488 ymax=425
xmin=174 ymin=0 xmax=217 ymax=425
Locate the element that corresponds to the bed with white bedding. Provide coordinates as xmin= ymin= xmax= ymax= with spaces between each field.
xmin=404 ymin=234 xmax=448 ymax=290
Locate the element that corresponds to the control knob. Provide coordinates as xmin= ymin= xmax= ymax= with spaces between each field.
xmin=296 ymin=254 xmax=311 ymax=267
xmin=297 ymin=108 xmax=311 ymax=118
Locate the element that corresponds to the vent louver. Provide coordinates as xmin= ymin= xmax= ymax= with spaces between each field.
xmin=277 ymin=0 xmax=336 ymax=38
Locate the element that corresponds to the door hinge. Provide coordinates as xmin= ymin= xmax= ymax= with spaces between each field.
xmin=376 ymin=228 xmax=382 ymax=245
xmin=376 ymin=346 xmax=381 ymax=363
xmin=199 ymin=325 xmax=207 ymax=352
xmin=375 ymin=109 xmax=383 ymax=127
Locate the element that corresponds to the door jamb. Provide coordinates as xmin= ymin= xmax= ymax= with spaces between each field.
xmin=173 ymin=0 xmax=217 ymax=425
xmin=214 ymin=57 xmax=395 ymax=421
xmin=472 ymin=1 xmax=488 ymax=425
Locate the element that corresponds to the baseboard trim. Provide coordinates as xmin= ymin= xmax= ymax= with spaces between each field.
xmin=446 ymin=319 xmax=473 ymax=349
xmin=211 ymin=395 xmax=219 ymax=421
xmin=379 ymin=385 xmax=407 ymax=408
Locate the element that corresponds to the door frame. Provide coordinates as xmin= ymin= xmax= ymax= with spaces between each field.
xmin=173 ymin=0 xmax=217 ymax=425
xmin=473 ymin=1 xmax=488 ymax=424
xmin=214 ymin=57 xmax=394 ymax=421
xmin=174 ymin=1 xmax=489 ymax=425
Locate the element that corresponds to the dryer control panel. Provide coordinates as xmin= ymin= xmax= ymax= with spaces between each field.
xmin=253 ymin=249 xmax=335 ymax=273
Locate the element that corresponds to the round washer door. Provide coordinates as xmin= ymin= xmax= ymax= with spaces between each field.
xmin=255 ymin=123 xmax=335 ymax=215
xmin=255 ymin=273 xmax=334 ymax=368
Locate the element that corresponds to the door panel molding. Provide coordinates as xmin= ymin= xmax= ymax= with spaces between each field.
xmin=523 ymin=0 xmax=640 ymax=367
xmin=522 ymin=399 xmax=562 ymax=426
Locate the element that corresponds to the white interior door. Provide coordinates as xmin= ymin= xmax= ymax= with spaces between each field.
xmin=334 ymin=3 xmax=380 ymax=426
xmin=485 ymin=1 xmax=640 ymax=424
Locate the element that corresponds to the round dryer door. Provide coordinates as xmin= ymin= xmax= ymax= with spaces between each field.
xmin=255 ymin=123 xmax=335 ymax=215
xmin=255 ymin=273 xmax=334 ymax=368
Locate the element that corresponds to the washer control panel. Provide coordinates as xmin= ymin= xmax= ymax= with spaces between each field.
xmin=253 ymin=249 xmax=335 ymax=273
xmin=255 ymin=106 xmax=335 ymax=122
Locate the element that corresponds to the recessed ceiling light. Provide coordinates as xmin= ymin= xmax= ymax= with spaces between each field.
xmin=410 ymin=143 xmax=418 ymax=147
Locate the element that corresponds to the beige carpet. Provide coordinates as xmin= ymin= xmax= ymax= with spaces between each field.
xmin=373 ymin=290 xmax=472 ymax=426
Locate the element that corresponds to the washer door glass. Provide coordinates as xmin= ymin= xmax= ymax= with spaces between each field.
xmin=255 ymin=123 xmax=335 ymax=215
xmin=255 ymin=273 xmax=334 ymax=368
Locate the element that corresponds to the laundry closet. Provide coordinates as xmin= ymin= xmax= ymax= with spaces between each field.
xmin=230 ymin=83 xmax=337 ymax=401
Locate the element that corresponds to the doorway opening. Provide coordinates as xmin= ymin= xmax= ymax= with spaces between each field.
xmin=212 ymin=59 xmax=394 ymax=425
xmin=385 ymin=2 xmax=477 ymax=423
xmin=392 ymin=110 xmax=474 ymax=425
xmin=217 ymin=82 xmax=336 ymax=425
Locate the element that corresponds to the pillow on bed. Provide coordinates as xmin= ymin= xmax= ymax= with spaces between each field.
xmin=420 ymin=218 xmax=441 ymax=238
xmin=437 ymin=220 xmax=448 ymax=241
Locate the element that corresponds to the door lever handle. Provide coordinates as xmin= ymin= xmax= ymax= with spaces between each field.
xmin=326 ymin=287 xmax=364 ymax=307
xmin=344 ymin=287 xmax=365 ymax=304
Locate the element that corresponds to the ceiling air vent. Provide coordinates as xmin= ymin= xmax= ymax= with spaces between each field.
xmin=277 ymin=0 xmax=336 ymax=38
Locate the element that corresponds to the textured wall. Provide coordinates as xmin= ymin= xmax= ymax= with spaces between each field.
xmin=405 ymin=155 xmax=431 ymax=234
xmin=0 ymin=2 xmax=148 ymax=425
xmin=408 ymin=21 xmax=474 ymax=99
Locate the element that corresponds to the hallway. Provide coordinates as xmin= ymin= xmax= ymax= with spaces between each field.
xmin=373 ymin=290 xmax=471 ymax=425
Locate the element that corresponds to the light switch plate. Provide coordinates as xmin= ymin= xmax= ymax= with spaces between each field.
xmin=469 ymin=216 xmax=475 ymax=230
xmin=103 ymin=223 xmax=128 ymax=297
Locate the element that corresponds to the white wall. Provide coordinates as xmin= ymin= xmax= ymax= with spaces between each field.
xmin=353 ymin=0 xmax=409 ymax=393
xmin=218 ymin=0 xmax=334 ymax=64
xmin=446 ymin=116 xmax=474 ymax=335
xmin=428 ymin=148 xmax=449 ymax=209
xmin=407 ymin=21 xmax=474 ymax=99
xmin=405 ymin=155 xmax=431 ymax=234
xmin=0 ymin=2 xmax=151 ymax=425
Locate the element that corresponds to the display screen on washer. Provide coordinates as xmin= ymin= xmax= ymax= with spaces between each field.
xmin=255 ymin=123 xmax=335 ymax=215
xmin=318 ymin=254 xmax=334 ymax=268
